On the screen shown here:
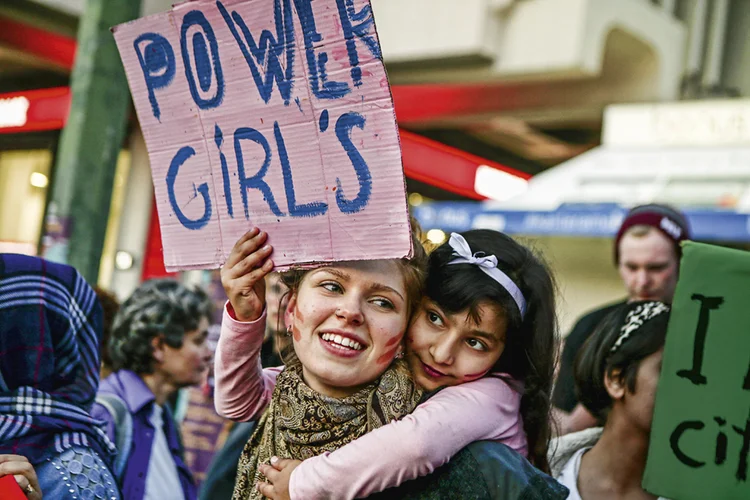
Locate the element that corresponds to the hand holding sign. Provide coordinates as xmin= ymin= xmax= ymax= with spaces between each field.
xmin=644 ymin=242 xmax=750 ymax=499
xmin=221 ymin=228 xmax=273 ymax=322
xmin=113 ymin=0 xmax=411 ymax=271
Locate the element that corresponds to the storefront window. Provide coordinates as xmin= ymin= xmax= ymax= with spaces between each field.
xmin=0 ymin=150 xmax=52 ymax=255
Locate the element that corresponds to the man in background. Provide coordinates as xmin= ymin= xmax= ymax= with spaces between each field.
xmin=552 ymin=204 xmax=691 ymax=434
xmin=260 ymin=272 xmax=289 ymax=367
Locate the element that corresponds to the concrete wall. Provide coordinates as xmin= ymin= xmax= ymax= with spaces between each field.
xmin=26 ymin=0 xmax=84 ymax=16
xmin=517 ymin=235 xmax=624 ymax=336
xmin=108 ymin=128 xmax=154 ymax=301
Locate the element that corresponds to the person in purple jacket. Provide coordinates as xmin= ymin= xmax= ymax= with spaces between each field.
xmin=92 ymin=279 xmax=213 ymax=500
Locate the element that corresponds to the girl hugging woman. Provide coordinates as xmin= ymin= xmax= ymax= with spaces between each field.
xmin=215 ymin=227 xmax=565 ymax=499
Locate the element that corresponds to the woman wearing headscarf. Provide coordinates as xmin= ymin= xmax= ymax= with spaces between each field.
xmin=0 ymin=253 xmax=121 ymax=500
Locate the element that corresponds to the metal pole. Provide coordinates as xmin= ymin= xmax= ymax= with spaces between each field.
xmin=42 ymin=0 xmax=142 ymax=283
xmin=685 ymin=0 xmax=708 ymax=76
xmin=660 ymin=0 xmax=677 ymax=17
xmin=702 ymin=0 xmax=730 ymax=87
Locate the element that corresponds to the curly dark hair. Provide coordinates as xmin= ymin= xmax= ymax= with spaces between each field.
xmin=109 ymin=279 xmax=213 ymax=374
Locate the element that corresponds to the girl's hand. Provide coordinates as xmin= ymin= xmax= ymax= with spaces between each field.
xmin=221 ymin=228 xmax=274 ymax=322
xmin=0 ymin=455 xmax=43 ymax=500
xmin=256 ymin=456 xmax=302 ymax=500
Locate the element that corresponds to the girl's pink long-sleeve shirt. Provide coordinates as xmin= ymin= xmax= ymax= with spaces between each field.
xmin=214 ymin=303 xmax=527 ymax=499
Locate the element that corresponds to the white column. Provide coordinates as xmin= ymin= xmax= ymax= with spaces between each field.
xmin=109 ymin=128 xmax=154 ymax=301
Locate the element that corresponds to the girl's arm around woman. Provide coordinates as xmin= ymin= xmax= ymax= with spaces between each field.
xmin=288 ymin=376 xmax=525 ymax=499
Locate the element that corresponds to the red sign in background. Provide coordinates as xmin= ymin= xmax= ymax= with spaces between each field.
xmin=0 ymin=87 xmax=71 ymax=134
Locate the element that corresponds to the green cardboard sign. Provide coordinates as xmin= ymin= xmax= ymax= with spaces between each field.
xmin=644 ymin=242 xmax=750 ymax=500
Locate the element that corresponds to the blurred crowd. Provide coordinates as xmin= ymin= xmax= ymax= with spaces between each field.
xmin=0 ymin=203 xmax=695 ymax=499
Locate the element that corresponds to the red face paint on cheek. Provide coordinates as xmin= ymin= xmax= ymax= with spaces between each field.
xmin=385 ymin=331 xmax=404 ymax=348
xmin=377 ymin=345 xmax=400 ymax=365
xmin=291 ymin=306 xmax=304 ymax=341
xmin=462 ymin=368 xmax=491 ymax=382
xmin=294 ymin=307 xmax=305 ymax=324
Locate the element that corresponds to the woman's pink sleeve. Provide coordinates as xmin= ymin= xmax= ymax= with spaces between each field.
xmin=288 ymin=376 xmax=525 ymax=499
xmin=213 ymin=302 xmax=283 ymax=421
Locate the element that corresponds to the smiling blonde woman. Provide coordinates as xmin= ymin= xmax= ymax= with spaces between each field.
xmin=215 ymin=227 xmax=426 ymax=500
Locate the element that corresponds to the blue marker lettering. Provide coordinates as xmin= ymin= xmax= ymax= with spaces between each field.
xmin=193 ymin=32 xmax=211 ymax=92
xmin=180 ymin=10 xmax=225 ymax=109
xmin=274 ymin=122 xmax=328 ymax=218
xmin=217 ymin=0 xmax=295 ymax=105
xmin=215 ymin=124 xmax=233 ymax=218
xmin=293 ymin=0 xmax=350 ymax=99
xmin=133 ymin=33 xmax=175 ymax=120
xmin=166 ymin=146 xmax=212 ymax=230
xmin=234 ymin=127 xmax=284 ymax=218
xmin=335 ymin=0 xmax=381 ymax=87
xmin=335 ymin=112 xmax=371 ymax=213
xmin=319 ymin=109 xmax=329 ymax=132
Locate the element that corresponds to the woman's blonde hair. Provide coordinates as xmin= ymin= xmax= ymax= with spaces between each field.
xmin=280 ymin=222 xmax=427 ymax=319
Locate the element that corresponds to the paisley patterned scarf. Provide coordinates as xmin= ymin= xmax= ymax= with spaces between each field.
xmin=232 ymin=360 xmax=422 ymax=500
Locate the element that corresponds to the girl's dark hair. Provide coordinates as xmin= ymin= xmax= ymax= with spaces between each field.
xmin=426 ymin=230 xmax=559 ymax=473
xmin=109 ymin=279 xmax=213 ymax=374
xmin=574 ymin=301 xmax=670 ymax=423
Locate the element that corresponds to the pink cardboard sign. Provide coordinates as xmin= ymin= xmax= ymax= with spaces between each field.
xmin=113 ymin=0 xmax=411 ymax=271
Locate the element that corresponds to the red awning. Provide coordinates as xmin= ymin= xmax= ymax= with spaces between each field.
xmin=0 ymin=17 xmax=528 ymax=198
xmin=399 ymin=129 xmax=529 ymax=200
xmin=0 ymin=15 xmax=76 ymax=70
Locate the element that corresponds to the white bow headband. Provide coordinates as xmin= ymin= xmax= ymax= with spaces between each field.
xmin=447 ymin=233 xmax=527 ymax=319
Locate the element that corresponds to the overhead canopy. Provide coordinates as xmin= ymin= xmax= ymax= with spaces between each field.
xmin=493 ymin=145 xmax=750 ymax=210
xmin=413 ymin=144 xmax=750 ymax=242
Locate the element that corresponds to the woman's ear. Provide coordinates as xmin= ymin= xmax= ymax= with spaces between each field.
xmin=395 ymin=343 xmax=405 ymax=359
xmin=284 ymin=294 xmax=298 ymax=330
xmin=604 ymin=368 xmax=626 ymax=401
xmin=151 ymin=336 xmax=166 ymax=364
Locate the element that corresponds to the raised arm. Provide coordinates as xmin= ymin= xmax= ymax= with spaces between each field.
xmin=214 ymin=303 xmax=282 ymax=420
xmin=214 ymin=228 xmax=281 ymax=421
xmin=288 ymin=376 xmax=524 ymax=499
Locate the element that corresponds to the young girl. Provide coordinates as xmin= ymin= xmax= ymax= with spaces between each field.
xmin=216 ymin=229 xmax=559 ymax=499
